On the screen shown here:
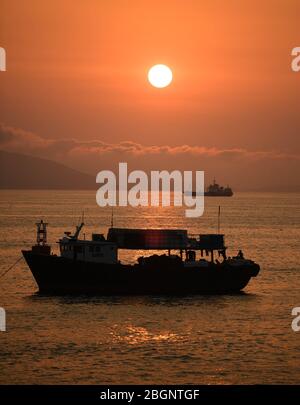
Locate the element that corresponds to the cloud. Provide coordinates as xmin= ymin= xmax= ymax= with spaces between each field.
xmin=1 ymin=122 xmax=300 ymax=191
xmin=0 ymin=122 xmax=298 ymax=162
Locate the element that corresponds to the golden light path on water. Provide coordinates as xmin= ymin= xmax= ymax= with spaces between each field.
xmin=111 ymin=325 xmax=181 ymax=345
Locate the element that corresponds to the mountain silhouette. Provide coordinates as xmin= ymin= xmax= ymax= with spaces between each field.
xmin=0 ymin=150 xmax=95 ymax=189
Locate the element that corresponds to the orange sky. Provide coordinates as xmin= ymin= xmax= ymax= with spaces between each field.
xmin=0 ymin=0 xmax=300 ymax=190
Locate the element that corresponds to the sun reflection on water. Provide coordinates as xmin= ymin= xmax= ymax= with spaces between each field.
xmin=111 ymin=325 xmax=181 ymax=345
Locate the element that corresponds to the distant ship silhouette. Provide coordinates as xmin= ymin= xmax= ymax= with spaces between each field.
xmin=186 ymin=178 xmax=233 ymax=197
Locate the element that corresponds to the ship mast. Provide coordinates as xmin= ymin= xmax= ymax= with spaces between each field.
xmin=36 ymin=220 xmax=48 ymax=246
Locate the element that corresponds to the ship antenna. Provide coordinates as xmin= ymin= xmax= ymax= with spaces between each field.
xmin=72 ymin=210 xmax=85 ymax=240
xmin=218 ymin=205 xmax=221 ymax=234
xmin=111 ymin=207 xmax=114 ymax=228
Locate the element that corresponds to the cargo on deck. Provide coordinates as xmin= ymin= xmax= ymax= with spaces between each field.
xmin=107 ymin=228 xmax=188 ymax=250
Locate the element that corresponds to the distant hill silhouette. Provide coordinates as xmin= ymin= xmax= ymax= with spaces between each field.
xmin=0 ymin=150 xmax=96 ymax=189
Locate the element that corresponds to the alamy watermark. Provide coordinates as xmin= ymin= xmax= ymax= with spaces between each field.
xmin=291 ymin=47 xmax=300 ymax=72
xmin=291 ymin=307 xmax=300 ymax=332
xmin=96 ymin=163 xmax=204 ymax=218
xmin=0 ymin=307 xmax=6 ymax=332
xmin=0 ymin=47 xmax=6 ymax=71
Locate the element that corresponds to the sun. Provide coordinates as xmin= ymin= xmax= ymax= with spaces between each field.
xmin=148 ymin=64 xmax=173 ymax=88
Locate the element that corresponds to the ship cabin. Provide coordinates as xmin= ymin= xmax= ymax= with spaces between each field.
xmin=58 ymin=224 xmax=118 ymax=264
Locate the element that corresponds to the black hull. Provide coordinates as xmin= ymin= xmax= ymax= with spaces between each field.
xmin=22 ymin=251 xmax=259 ymax=295
xmin=204 ymin=192 xmax=233 ymax=197
xmin=189 ymin=192 xmax=233 ymax=197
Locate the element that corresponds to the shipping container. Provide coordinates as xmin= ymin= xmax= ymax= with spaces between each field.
xmin=107 ymin=228 xmax=188 ymax=249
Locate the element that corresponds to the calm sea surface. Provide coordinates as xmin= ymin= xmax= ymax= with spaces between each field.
xmin=0 ymin=190 xmax=299 ymax=384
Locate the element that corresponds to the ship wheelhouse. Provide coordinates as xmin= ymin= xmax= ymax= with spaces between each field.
xmin=58 ymin=232 xmax=118 ymax=264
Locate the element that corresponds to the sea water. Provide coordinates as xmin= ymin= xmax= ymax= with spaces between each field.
xmin=0 ymin=190 xmax=299 ymax=384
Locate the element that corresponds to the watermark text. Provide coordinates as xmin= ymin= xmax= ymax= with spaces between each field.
xmin=0 ymin=47 xmax=6 ymax=71
xmin=291 ymin=307 xmax=300 ymax=332
xmin=291 ymin=47 xmax=300 ymax=72
xmin=0 ymin=307 xmax=6 ymax=332
xmin=96 ymin=163 xmax=204 ymax=218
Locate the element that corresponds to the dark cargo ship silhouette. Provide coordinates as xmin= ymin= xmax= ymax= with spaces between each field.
xmin=22 ymin=220 xmax=260 ymax=295
xmin=205 ymin=179 xmax=233 ymax=197
xmin=187 ymin=179 xmax=233 ymax=197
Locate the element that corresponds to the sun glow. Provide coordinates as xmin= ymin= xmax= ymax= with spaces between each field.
xmin=148 ymin=64 xmax=173 ymax=88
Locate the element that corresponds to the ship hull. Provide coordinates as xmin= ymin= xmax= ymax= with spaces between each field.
xmin=22 ymin=251 xmax=259 ymax=295
xmin=189 ymin=191 xmax=233 ymax=197
xmin=204 ymin=191 xmax=233 ymax=197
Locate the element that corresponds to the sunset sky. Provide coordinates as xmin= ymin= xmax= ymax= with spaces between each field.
xmin=0 ymin=0 xmax=300 ymax=190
